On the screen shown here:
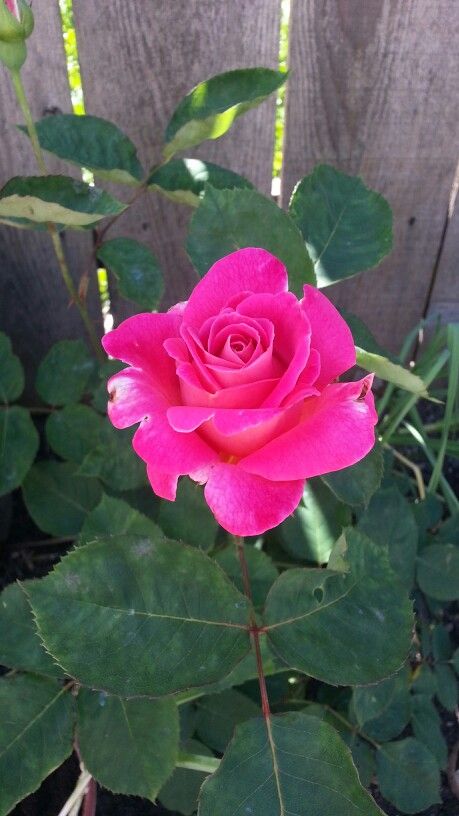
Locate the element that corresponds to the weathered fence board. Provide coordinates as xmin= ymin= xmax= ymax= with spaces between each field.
xmin=0 ymin=0 xmax=100 ymax=399
xmin=74 ymin=0 xmax=281 ymax=323
xmin=283 ymin=0 xmax=459 ymax=353
xmin=426 ymin=169 xmax=459 ymax=329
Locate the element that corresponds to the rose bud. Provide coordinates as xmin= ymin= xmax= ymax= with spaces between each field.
xmin=103 ymin=248 xmax=377 ymax=537
xmin=0 ymin=0 xmax=34 ymax=70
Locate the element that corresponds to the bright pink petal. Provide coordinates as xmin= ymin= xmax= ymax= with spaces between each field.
xmin=102 ymin=312 xmax=181 ymax=402
xmin=182 ymin=248 xmax=288 ymax=329
xmin=147 ymin=464 xmax=178 ymax=501
xmin=204 ymin=464 xmax=304 ymax=536
xmin=167 ymin=406 xmax=215 ymax=432
xmin=133 ymin=412 xmax=219 ymax=475
xmin=107 ymin=368 xmax=166 ymax=429
xmin=178 ymin=364 xmax=279 ymax=409
xmin=301 ymin=286 xmax=356 ymax=387
xmin=239 ymin=375 xmax=377 ymax=480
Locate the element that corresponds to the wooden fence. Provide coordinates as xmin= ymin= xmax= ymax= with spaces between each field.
xmin=1 ymin=0 xmax=458 ymax=396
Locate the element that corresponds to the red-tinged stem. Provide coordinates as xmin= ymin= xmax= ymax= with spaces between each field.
xmin=82 ymin=777 xmax=97 ymax=816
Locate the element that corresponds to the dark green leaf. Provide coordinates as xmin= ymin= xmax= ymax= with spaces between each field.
xmin=0 ymin=582 xmax=61 ymax=677
xmin=27 ymin=534 xmax=251 ymax=697
xmin=264 ymin=528 xmax=412 ymax=685
xmin=376 ymin=738 xmax=441 ymax=814
xmin=453 ymin=648 xmax=459 ymax=674
xmin=358 ymin=487 xmax=418 ymax=588
xmin=214 ymin=546 xmax=278 ymax=608
xmin=195 ymin=689 xmax=260 ymax=753
xmin=158 ymin=478 xmax=217 ymax=550
xmin=164 ymin=67 xmax=286 ymax=158
xmin=435 ymin=513 xmax=459 ymax=546
xmin=352 ymin=669 xmax=411 ymax=741
xmin=0 ymin=675 xmax=74 ymax=816
xmin=77 ymin=423 xmax=146 ymax=491
xmin=77 ymin=689 xmax=179 ymax=799
xmin=279 ymin=478 xmax=351 ymax=564
xmin=339 ymin=310 xmax=391 ymax=358
xmin=79 ymin=493 xmax=160 ymax=545
xmin=159 ymin=739 xmax=213 ymax=816
xmin=200 ymin=712 xmax=383 ymax=816
xmin=411 ymin=695 xmax=447 ymax=768
xmin=322 ymin=442 xmax=383 ymax=507
xmin=97 ymin=238 xmax=164 ymax=310
xmin=0 ymin=406 xmax=38 ymax=496
xmin=412 ymin=665 xmax=437 ymax=696
xmin=22 ymin=461 xmax=102 ymax=535
xmin=289 ymin=164 xmax=392 ymax=286
xmin=36 ymin=339 xmax=96 ymax=405
xmin=434 ymin=664 xmax=458 ymax=711
xmin=432 ymin=624 xmax=452 ymax=661
xmin=45 ymin=404 xmax=104 ymax=463
xmin=148 ymin=158 xmax=253 ymax=206
xmin=22 ymin=114 xmax=143 ymax=184
xmin=0 ymin=332 xmax=24 ymax=402
xmin=0 ymin=175 xmax=126 ymax=226
xmin=417 ymin=543 xmax=459 ymax=600
xmin=187 ymin=186 xmax=315 ymax=295
xmin=90 ymin=359 xmax=124 ymax=414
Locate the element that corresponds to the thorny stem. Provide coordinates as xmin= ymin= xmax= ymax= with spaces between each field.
xmin=10 ymin=69 xmax=104 ymax=362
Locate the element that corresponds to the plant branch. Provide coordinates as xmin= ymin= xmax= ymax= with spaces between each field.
xmin=10 ymin=69 xmax=104 ymax=362
xmin=81 ymin=776 xmax=97 ymax=816
xmin=383 ymin=443 xmax=426 ymax=500
xmin=56 ymin=769 xmax=92 ymax=816
xmin=176 ymin=752 xmax=221 ymax=774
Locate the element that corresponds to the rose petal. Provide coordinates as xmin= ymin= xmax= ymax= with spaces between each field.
xmin=167 ymin=406 xmax=215 ymax=432
xmin=182 ymin=248 xmax=288 ymax=329
xmin=178 ymin=364 xmax=280 ymax=409
xmin=147 ymin=464 xmax=178 ymax=501
xmin=204 ymin=463 xmax=304 ymax=536
xmin=239 ymin=375 xmax=377 ymax=480
xmin=302 ymin=285 xmax=356 ymax=386
xmin=102 ymin=312 xmax=181 ymax=402
xmin=107 ymin=368 xmax=167 ymax=429
xmin=133 ymin=412 xmax=219 ymax=474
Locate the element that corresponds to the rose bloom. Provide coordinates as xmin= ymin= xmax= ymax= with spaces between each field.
xmin=103 ymin=248 xmax=377 ymax=536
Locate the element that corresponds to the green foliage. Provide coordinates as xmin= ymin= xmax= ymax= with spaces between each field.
xmin=36 ymin=339 xmax=95 ymax=405
xmin=322 ymin=442 xmax=383 ymax=507
xmin=158 ymin=479 xmax=218 ymax=550
xmin=187 ymin=185 xmax=315 ymax=293
xmin=148 ymin=158 xmax=253 ymax=206
xmin=45 ymin=403 xmax=104 ymax=462
xmin=20 ymin=114 xmax=143 ymax=184
xmin=79 ymin=493 xmax=160 ymax=545
xmin=358 ymin=486 xmax=418 ymax=588
xmin=97 ymin=237 xmax=164 ymax=310
xmin=279 ymin=478 xmax=351 ymax=563
xmin=164 ymin=67 xmax=286 ymax=158
xmin=352 ymin=669 xmax=411 ymax=742
xmin=214 ymin=546 xmax=278 ymax=608
xmin=27 ymin=534 xmax=251 ymax=696
xmin=0 ymin=675 xmax=74 ymax=816
xmin=195 ymin=689 xmax=260 ymax=753
xmin=0 ymin=331 xmax=24 ymax=402
xmin=376 ymin=738 xmax=441 ymax=814
xmin=77 ymin=690 xmax=179 ymax=799
xmin=289 ymin=164 xmax=393 ymax=286
xmin=0 ymin=406 xmax=38 ymax=496
xmin=22 ymin=461 xmax=102 ymax=535
xmin=0 ymin=175 xmax=125 ymax=226
xmin=159 ymin=739 xmax=214 ymax=816
xmin=200 ymin=713 xmax=383 ymax=816
xmin=0 ymin=582 xmax=61 ymax=677
xmin=416 ymin=543 xmax=459 ymax=600
xmin=77 ymin=423 xmax=147 ymax=491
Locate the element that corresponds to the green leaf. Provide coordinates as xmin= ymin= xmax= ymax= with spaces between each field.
xmin=356 ymin=347 xmax=428 ymax=396
xmin=321 ymin=442 xmax=383 ymax=507
xmin=164 ymin=67 xmax=286 ymax=159
xmin=0 ymin=175 xmax=126 ymax=226
xmin=340 ymin=310 xmax=392 ymax=359
xmin=0 ymin=582 xmax=61 ymax=677
xmin=159 ymin=739 xmax=214 ymax=816
xmin=36 ymin=339 xmax=96 ymax=405
xmin=195 ymin=689 xmax=260 ymax=753
xmin=79 ymin=493 xmax=160 ymax=545
xmin=22 ymin=461 xmax=102 ymax=535
xmin=45 ymin=404 xmax=104 ymax=463
xmin=187 ymin=186 xmax=315 ymax=295
xmin=27 ymin=534 xmax=251 ymax=697
xmin=148 ymin=158 xmax=253 ymax=207
xmin=416 ymin=543 xmax=459 ymax=600
xmin=77 ymin=689 xmax=179 ymax=799
xmin=453 ymin=647 xmax=459 ymax=674
xmin=358 ymin=487 xmax=418 ymax=588
xmin=289 ymin=164 xmax=392 ymax=286
xmin=90 ymin=359 xmax=124 ymax=414
xmin=435 ymin=512 xmax=459 ymax=546
xmin=0 ymin=675 xmax=74 ymax=816
xmin=22 ymin=114 xmax=143 ymax=185
xmin=279 ymin=478 xmax=351 ymax=564
xmin=0 ymin=406 xmax=38 ymax=496
xmin=264 ymin=528 xmax=412 ymax=685
xmin=199 ymin=712 xmax=383 ymax=816
xmin=352 ymin=669 xmax=411 ymax=741
xmin=97 ymin=237 xmax=164 ymax=310
xmin=214 ymin=546 xmax=278 ymax=609
xmin=77 ymin=423 xmax=146 ymax=491
xmin=158 ymin=478 xmax=217 ymax=551
xmin=376 ymin=738 xmax=441 ymax=814
xmin=434 ymin=664 xmax=458 ymax=711
xmin=0 ymin=332 xmax=24 ymax=403
xmin=411 ymin=695 xmax=448 ymax=768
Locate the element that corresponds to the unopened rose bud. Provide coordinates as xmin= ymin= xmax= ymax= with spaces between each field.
xmin=0 ymin=0 xmax=33 ymax=69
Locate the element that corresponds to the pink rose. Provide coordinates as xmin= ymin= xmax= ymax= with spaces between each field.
xmin=4 ymin=0 xmax=19 ymax=19
xmin=102 ymin=248 xmax=377 ymax=536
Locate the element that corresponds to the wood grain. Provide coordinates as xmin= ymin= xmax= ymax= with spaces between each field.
xmin=0 ymin=0 xmax=100 ymax=399
xmin=426 ymin=165 xmax=459 ymax=328
xmin=282 ymin=0 xmax=459 ymax=353
xmin=73 ymin=0 xmax=281 ymax=322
